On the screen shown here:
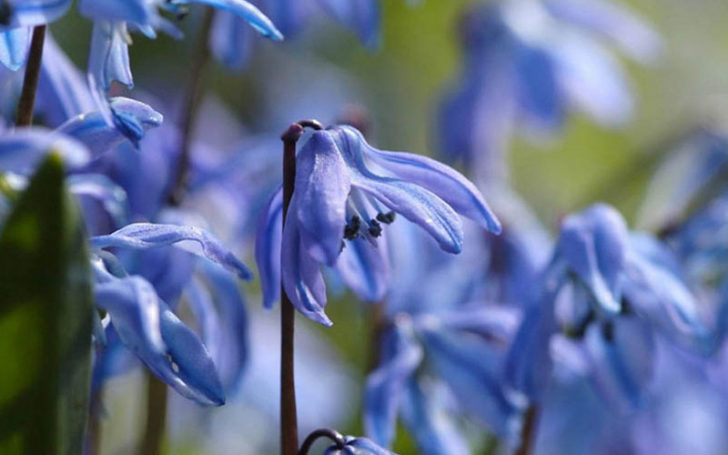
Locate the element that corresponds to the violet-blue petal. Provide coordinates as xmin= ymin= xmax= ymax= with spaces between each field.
xmin=68 ymin=173 xmax=130 ymax=228
xmin=335 ymin=235 xmax=389 ymax=302
xmin=198 ymin=261 xmax=249 ymax=392
xmin=135 ymin=245 xmax=197 ymax=307
xmin=330 ymin=126 xmax=465 ymax=253
xmin=557 ymin=204 xmax=629 ymax=314
xmin=544 ymin=0 xmax=661 ymax=62
xmin=513 ymin=42 xmax=564 ymax=131
xmin=0 ymin=128 xmax=90 ymax=172
xmin=210 ymin=11 xmax=254 ymax=71
xmin=364 ymin=324 xmax=423 ymax=447
xmin=1 ymin=0 xmax=72 ymax=29
xmin=280 ymin=196 xmax=332 ymax=326
xmin=584 ymin=318 xmax=655 ymax=409
xmin=420 ymin=324 xmax=524 ymax=439
xmin=551 ymin=36 xmax=633 ymax=127
xmin=57 ymin=97 xmax=163 ymax=155
xmin=0 ymin=27 xmax=29 ymax=71
xmin=36 ymin=34 xmax=96 ymax=127
xmin=254 ymin=187 xmax=282 ymax=309
xmin=157 ymin=301 xmax=226 ymax=405
xmin=296 ymin=131 xmax=351 ymax=265
xmin=623 ymin=233 xmax=711 ymax=354
xmin=87 ymin=21 xmax=133 ymax=124
xmin=181 ymin=0 xmax=283 ymax=41
xmin=359 ymin=129 xmax=501 ymax=234
xmin=318 ymin=0 xmax=381 ymax=48
xmin=399 ymin=379 xmax=470 ymax=455
xmin=91 ymin=222 xmax=252 ymax=280
xmin=78 ymin=0 xmax=152 ymax=25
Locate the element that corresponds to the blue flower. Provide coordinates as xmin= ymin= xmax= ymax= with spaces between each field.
xmin=438 ymin=0 xmax=660 ymax=181
xmin=505 ymin=204 xmax=716 ymax=408
xmin=255 ymin=125 xmax=500 ymax=326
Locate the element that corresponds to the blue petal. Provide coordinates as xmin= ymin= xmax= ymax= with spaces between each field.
xmin=550 ymin=36 xmax=633 ymax=127
xmin=198 ymin=261 xmax=249 ymax=392
xmin=91 ymin=222 xmax=253 ymax=280
xmin=399 ymin=380 xmax=470 ymax=455
xmin=254 ymin=187 xmax=282 ymax=309
xmin=359 ymin=126 xmax=501 ymax=234
xmin=57 ymin=97 xmax=163 ymax=155
xmin=68 ymin=173 xmax=130 ymax=228
xmin=37 ymin=33 xmax=96 ymax=127
xmin=345 ymin=437 xmax=396 ymax=455
xmin=0 ymin=0 xmax=72 ymax=29
xmin=87 ymin=21 xmax=133 ymax=125
xmin=557 ymin=204 xmax=629 ymax=314
xmin=181 ymin=0 xmax=283 ymax=41
xmin=210 ymin=11 xmax=254 ymax=71
xmin=420 ymin=323 xmax=524 ymax=439
xmin=335 ymin=235 xmax=389 ymax=302
xmin=78 ymin=0 xmax=152 ymax=25
xmin=623 ymin=233 xmax=712 ymax=354
xmin=330 ymin=127 xmax=465 ymax=254
xmin=280 ymin=195 xmax=332 ymax=326
xmin=0 ymin=128 xmax=90 ymax=172
xmin=513 ymin=42 xmax=564 ymax=131
xmin=584 ymin=318 xmax=655 ymax=409
xmin=364 ymin=323 xmax=422 ymax=447
xmin=544 ymin=0 xmax=662 ymax=62
xmin=296 ymin=131 xmax=351 ymax=265
xmin=0 ymin=27 xmax=29 ymax=71
xmin=318 ymin=0 xmax=381 ymax=48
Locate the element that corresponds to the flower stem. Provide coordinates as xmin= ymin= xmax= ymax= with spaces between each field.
xmin=167 ymin=6 xmax=214 ymax=206
xmin=139 ymin=374 xmax=169 ymax=455
xmin=298 ymin=429 xmax=346 ymax=455
xmin=280 ymin=120 xmax=323 ymax=455
xmin=515 ymin=405 xmax=539 ymax=455
xmin=15 ymin=25 xmax=46 ymax=127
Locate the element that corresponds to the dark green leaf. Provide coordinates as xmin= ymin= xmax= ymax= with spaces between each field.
xmin=0 ymin=154 xmax=93 ymax=455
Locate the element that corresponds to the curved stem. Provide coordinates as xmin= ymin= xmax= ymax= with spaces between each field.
xmin=515 ymin=405 xmax=539 ymax=455
xmin=15 ymin=25 xmax=46 ymax=127
xmin=167 ymin=6 xmax=215 ymax=206
xmin=139 ymin=374 xmax=169 ymax=455
xmin=298 ymin=429 xmax=346 ymax=455
xmin=279 ymin=120 xmax=323 ymax=455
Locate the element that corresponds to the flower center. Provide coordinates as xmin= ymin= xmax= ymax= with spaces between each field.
xmin=343 ymin=190 xmax=396 ymax=242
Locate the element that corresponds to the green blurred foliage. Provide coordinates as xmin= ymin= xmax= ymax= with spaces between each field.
xmin=0 ymin=155 xmax=93 ymax=455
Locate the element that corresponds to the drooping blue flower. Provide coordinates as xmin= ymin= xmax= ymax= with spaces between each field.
xmin=505 ymin=204 xmax=717 ymax=408
xmin=439 ymin=0 xmax=660 ymax=182
xmin=255 ymin=124 xmax=501 ymax=326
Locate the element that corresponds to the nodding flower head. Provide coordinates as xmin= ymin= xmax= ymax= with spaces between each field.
xmin=256 ymin=124 xmax=501 ymax=326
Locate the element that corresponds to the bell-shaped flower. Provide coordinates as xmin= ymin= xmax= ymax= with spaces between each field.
xmin=255 ymin=125 xmax=500 ymax=326
xmin=505 ymin=203 xmax=716 ymax=408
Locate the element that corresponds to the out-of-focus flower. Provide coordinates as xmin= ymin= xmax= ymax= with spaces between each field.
xmin=255 ymin=125 xmax=500 ymax=326
xmin=438 ymin=0 xmax=661 ymax=183
xmin=506 ymin=204 xmax=719 ymax=409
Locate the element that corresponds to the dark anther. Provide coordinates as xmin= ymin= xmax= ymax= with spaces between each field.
xmin=620 ymin=298 xmax=633 ymax=316
xmin=601 ymin=321 xmax=615 ymax=343
xmin=368 ymin=219 xmax=382 ymax=237
xmin=344 ymin=216 xmax=361 ymax=240
xmin=0 ymin=1 xmax=13 ymax=26
xmin=376 ymin=211 xmax=396 ymax=224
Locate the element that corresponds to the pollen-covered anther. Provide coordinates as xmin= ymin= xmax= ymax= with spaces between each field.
xmin=344 ymin=216 xmax=361 ymax=240
xmin=368 ymin=219 xmax=382 ymax=237
xmin=376 ymin=211 xmax=396 ymax=224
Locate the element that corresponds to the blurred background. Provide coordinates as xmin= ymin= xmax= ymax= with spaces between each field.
xmin=45 ymin=0 xmax=728 ymax=453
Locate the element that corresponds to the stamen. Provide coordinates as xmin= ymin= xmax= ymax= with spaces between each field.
xmin=376 ymin=211 xmax=396 ymax=224
xmin=344 ymin=215 xmax=361 ymax=240
xmin=0 ymin=1 xmax=12 ymax=26
xmin=368 ymin=219 xmax=382 ymax=237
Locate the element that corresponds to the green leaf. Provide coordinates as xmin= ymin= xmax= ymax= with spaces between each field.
xmin=0 ymin=154 xmax=93 ymax=455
